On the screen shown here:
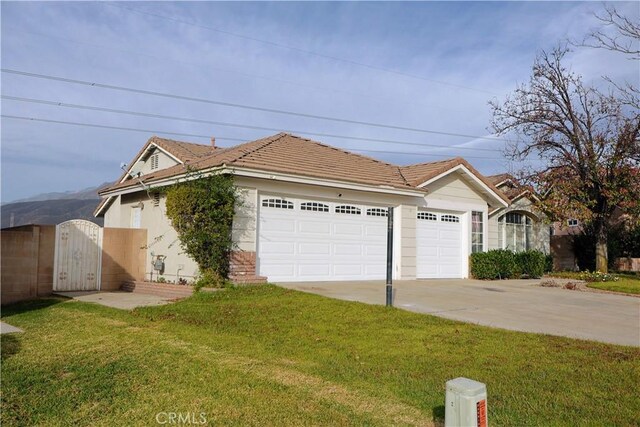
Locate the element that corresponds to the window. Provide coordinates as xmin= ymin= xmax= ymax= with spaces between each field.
xmin=567 ymin=219 xmax=579 ymax=227
xmin=472 ymin=211 xmax=484 ymax=253
xmin=150 ymin=153 xmax=159 ymax=170
xmin=441 ymin=214 xmax=460 ymax=223
xmin=366 ymin=208 xmax=388 ymax=217
xmin=152 ymin=193 xmax=160 ymax=207
xmin=262 ymin=199 xmax=294 ymax=209
xmin=300 ymin=202 xmax=329 ymax=212
xmin=335 ymin=205 xmax=361 ymax=215
xmin=417 ymin=212 xmax=437 ymax=221
xmin=499 ymin=212 xmax=532 ymax=252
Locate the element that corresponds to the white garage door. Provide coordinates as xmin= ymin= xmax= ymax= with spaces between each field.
xmin=258 ymin=197 xmax=388 ymax=282
xmin=416 ymin=211 xmax=463 ymax=278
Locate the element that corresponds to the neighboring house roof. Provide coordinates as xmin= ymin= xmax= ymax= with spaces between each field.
xmin=96 ymin=133 xmax=511 ymax=216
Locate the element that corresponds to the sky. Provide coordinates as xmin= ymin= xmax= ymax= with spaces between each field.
xmin=1 ymin=1 xmax=638 ymax=202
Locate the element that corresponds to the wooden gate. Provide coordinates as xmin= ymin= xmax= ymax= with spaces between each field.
xmin=53 ymin=220 xmax=103 ymax=291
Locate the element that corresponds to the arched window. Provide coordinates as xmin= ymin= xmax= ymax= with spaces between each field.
xmin=262 ymin=199 xmax=294 ymax=209
xmin=300 ymin=202 xmax=329 ymax=212
xmin=498 ymin=212 xmax=532 ymax=252
xmin=335 ymin=205 xmax=361 ymax=215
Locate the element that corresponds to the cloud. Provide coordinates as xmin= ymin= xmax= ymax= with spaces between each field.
xmin=1 ymin=1 xmax=637 ymax=201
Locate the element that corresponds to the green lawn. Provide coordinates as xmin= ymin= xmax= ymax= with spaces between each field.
xmin=2 ymin=286 xmax=639 ymax=426
xmin=587 ymin=278 xmax=640 ymax=294
xmin=549 ymin=272 xmax=640 ymax=295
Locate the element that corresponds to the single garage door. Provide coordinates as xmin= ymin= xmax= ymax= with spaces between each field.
xmin=258 ymin=196 xmax=388 ymax=282
xmin=416 ymin=211 xmax=463 ymax=278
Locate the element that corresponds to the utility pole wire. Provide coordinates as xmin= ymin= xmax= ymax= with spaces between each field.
xmin=2 ymin=68 xmax=509 ymax=143
xmin=2 ymin=95 xmax=505 ymax=153
xmin=1 ymin=114 xmax=497 ymax=160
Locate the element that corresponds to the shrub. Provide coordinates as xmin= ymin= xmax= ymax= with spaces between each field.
xmin=193 ymin=268 xmax=231 ymax=291
xmin=577 ymin=271 xmax=619 ymax=283
xmin=544 ymin=254 xmax=554 ymax=273
xmin=470 ymin=250 xmax=519 ymax=280
xmin=515 ymin=250 xmax=547 ymax=278
xmin=470 ymin=252 xmax=499 ymax=280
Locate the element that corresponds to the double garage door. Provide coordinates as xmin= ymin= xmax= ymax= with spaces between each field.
xmin=258 ymin=197 xmax=388 ymax=282
xmin=257 ymin=196 xmax=464 ymax=282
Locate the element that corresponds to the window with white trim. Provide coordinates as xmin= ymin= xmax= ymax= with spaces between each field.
xmin=417 ymin=212 xmax=437 ymax=221
xmin=441 ymin=214 xmax=460 ymax=223
xmin=471 ymin=211 xmax=484 ymax=253
xmin=498 ymin=212 xmax=532 ymax=252
xmin=150 ymin=153 xmax=159 ymax=170
xmin=366 ymin=208 xmax=388 ymax=217
xmin=335 ymin=205 xmax=361 ymax=215
xmin=300 ymin=202 xmax=329 ymax=212
xmin=262 ymin=199 xmax=294 ymax=209
xmin=567 ymin=219 xmax=579 ymax=227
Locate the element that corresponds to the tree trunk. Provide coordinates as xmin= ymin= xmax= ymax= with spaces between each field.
xmin=595 ymin=227 xmax=608 ymax=273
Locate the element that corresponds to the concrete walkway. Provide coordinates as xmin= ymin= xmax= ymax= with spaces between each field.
xmin=279 ymin=279 xmax=640 ymax=347
xmin=54 ymin=291 xmax=173 ymax=310
xmin=0 ymin=321 xmax=24 ymax=334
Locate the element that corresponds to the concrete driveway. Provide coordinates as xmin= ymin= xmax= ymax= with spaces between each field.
xmin=279 ymin=279 xmax=640 ymax=347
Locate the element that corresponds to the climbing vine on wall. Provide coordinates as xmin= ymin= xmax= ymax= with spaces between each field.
xmin=164 ymin=171 xmax=240 ymax=280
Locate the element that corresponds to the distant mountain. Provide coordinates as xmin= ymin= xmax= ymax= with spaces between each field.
xmin=7 ymin=182 xmax=111 ymax=204
xmin=1 ymin=183 xmax=110 ymax=229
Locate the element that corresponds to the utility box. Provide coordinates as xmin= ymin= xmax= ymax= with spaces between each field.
xmin=445 ymin=377 xmax=488 ymax=427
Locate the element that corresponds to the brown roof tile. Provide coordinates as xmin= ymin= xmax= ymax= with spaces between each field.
xmin=97 ymin=133 xmax=508 ymax=208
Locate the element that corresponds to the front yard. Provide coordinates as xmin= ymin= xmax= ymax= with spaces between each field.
xmin=549 ymin=272 xmax=640 ymax=295
xmin=2 ymin=286 xmax=639 ymax=426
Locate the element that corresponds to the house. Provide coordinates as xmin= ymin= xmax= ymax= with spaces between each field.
xmin=485 ymin=174 xmax=550 ymax=254
xmin=95 ymin=133 xmax=513 ymax=283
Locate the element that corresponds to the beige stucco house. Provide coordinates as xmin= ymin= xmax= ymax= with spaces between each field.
xmin=96 ymin=133 xmax=521 ymax=283
xmin=486 ymin=174 xmax=550 ymax=254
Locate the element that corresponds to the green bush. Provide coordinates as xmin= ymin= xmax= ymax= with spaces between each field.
xmin=470 ymin=249 xmax=519 ymax=280
xmin=470 ymin=252 xmax=499 ymax=280
xmin=193 ymin=268 xmax=231 ymax=291
xmin=544 ymin=254 xmax=554 ymax=273
xmin=471 ymin=249 xmax=547 ymax=280
xmin=515 ymin=250 xmax=547 ymax=278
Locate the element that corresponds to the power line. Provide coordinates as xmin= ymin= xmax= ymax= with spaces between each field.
xmin=6 ymin=26 xmax=471 ymax=115
xmin=0 ymin=114 xmax=497 ymax=160
xmin=2 ymin=95 xmax=504 ymax=153
xmin=2 ymin=68 xmax=508 ymax=143
xmin=107 ymin=3 xmax=498 ymax=95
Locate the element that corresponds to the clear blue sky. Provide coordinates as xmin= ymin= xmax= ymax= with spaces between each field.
xmin=1 ymin=1 xmax=638 ymax=201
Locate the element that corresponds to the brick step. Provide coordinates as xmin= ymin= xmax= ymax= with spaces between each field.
xmin=121 ymin=281 xmax=194 ymax=299
xmin=229 ymin=275 xmax=268 ymax=284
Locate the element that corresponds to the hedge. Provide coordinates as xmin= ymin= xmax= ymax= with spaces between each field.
xmin=470 ymin=249 xmax=547 ymax=280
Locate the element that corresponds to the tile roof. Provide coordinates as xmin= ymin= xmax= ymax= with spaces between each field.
xmin=97 ymin=133 xmax=509 ymax=209
xmin=486 ymin=173 xmax=515 ymax=186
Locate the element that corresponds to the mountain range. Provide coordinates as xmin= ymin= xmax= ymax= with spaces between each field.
xmin=1 ymin=183 xmax=111 ymax=228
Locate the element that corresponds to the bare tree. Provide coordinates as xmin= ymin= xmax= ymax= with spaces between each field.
xmin=579 ymin=4 xmax=640 ymax=59
xmin=490 ymin=47 xmax=640 ymax=272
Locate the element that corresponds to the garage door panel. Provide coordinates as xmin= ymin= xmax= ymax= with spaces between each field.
xmin=298 ymin=242 xmax=330 ymax=255
xmin=299 ymin=220 xmax=331 ymax=235
xmin=333 ymin=223 xmax=364 ymax=236
xmin=333 ymin=264 xmax=364 ymax=276
xmin=440 ymin=247 xmax=461 ymax=257
xmin=334 ymin=244 xmax=362 ymax=255
xmin=364 ymin=245 xmax=386 ymax=256
xmin=365 ymin=225 xmax=386 ymax=236
xmin=261 ymin=218 xmax=296 ymax=233
xmin=260 ymin=241 xmax=295 ymax=255
xmin=298 ymin=264 xmax=331 ymax=277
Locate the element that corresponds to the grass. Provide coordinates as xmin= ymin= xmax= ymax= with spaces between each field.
xmin=1 ymin=286 xmax=639 ymax=426
xmin=548 ymin=271 xmax=640 ymax=295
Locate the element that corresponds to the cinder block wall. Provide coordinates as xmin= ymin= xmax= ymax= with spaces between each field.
xmin=100 ymin=228 xmax=147 ymax=290
xmin=1 ymin=225 xmax=55 ymax=305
